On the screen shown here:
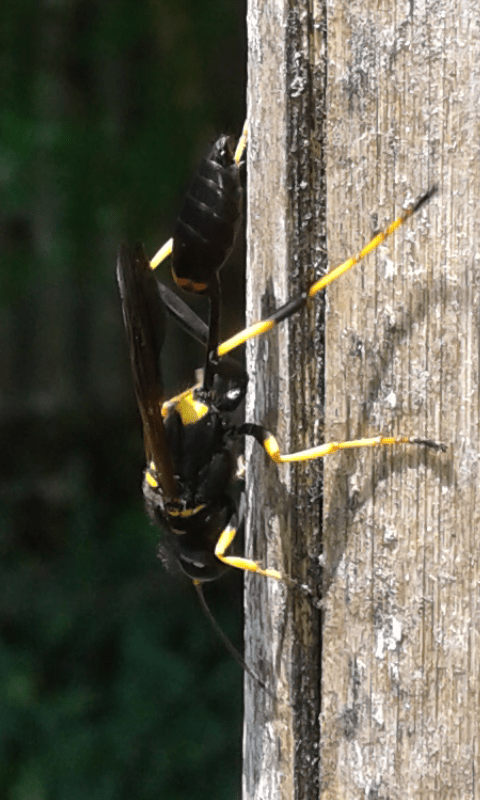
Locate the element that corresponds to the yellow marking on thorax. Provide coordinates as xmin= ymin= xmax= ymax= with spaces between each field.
xmin=168 ymin=504 xmax=206 ymax=519
xmin=161 ymin=383 xmax=204 ymax=418
xmin=145 ymin=469 xmax=158 ymax=488
xmin=164 ymin=389 xmax=209 ymax=426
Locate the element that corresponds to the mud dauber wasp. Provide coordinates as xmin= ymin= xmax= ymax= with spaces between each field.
xmin=117 ymin=122 xmax=444 ymax=680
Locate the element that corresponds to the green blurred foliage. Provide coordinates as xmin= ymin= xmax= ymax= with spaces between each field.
xmin=0 ymin=1 xmax=246 ymax=798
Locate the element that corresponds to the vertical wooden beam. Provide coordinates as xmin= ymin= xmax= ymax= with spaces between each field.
xmin=245 ymin=0 xmax=480 ymax=796
xmin=244 ymin=1 xmax=326 ymax=798
xmin=322 ymin=0 xmax=480 ymax=796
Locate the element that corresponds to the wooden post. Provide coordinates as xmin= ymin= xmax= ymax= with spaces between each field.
xmin=244 ymin=0 xmax=480 ymax=797
xmin=243 ymin=1 xmax=326 ymax=798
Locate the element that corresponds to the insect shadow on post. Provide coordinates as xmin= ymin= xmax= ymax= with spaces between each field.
xmin=117 ymin=121 xmax=446 ymax=694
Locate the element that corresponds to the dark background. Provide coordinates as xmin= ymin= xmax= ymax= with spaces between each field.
xmin=1 ymin=1 xmax=246 ymax=797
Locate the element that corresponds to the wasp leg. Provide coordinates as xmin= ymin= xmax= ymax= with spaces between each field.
xmin=214 ymin=516 xmax=322 ymax=608
xmin=241 ymin=423 xmax=447 ymax=463
xmin=203 ymin=274 xmax=221 ymax=391
xmin=234 ymin=120 xmax=248 ymax=165
xmin=150 ymin=237 xmax=173 ymax=270
xmin=155 ymin=278 xmax=247 ymax=401
xmin=218 ymin=186 xmax=438 ymax=357
xmin=214 ymin=523 xmax=283 ymax=580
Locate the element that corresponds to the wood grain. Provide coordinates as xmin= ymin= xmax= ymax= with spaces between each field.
xmin=322 ymin=1 xmax=480 ymax=797
xmin=244 ymin=0 xmax=480 ymax=797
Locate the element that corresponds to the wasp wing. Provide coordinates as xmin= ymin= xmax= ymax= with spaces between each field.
xmin=155 ymin=276 xmax=247 ymax=395
xmin=117 ymin=243 xmax=178 ymax=501
xmin=155 ymin=280 xmax=209 ymax=345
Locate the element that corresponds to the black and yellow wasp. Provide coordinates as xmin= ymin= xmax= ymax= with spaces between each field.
xmin=117 ymin=122 xmax=443 ymax=625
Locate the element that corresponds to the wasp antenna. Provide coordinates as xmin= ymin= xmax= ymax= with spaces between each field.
xmin=193 ymin=581 xmax=276 ymax=700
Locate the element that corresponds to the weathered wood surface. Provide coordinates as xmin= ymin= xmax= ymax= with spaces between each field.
xmin=244 ymin=0 xmax=480 ymax=798
xmin=243 ymin=1 xmax=325 ymax=799
xmin=322 ymin=1 xmax=480 ymax=797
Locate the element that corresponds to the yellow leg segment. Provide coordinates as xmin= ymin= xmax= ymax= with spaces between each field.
xmin=214 ymin=513 xmax=324 ymax=604
xmin=234 ymin=120 xmax=248 ymax=164
xmin=218 ymin=319 xmax=275 ymax=357
xmin=308 ymin=202 xmax=418 ymax=298
xmin=215 ymin=525 xmax=282 ymax=580
xmin=262 ymin=433 xmax=444 ymax=464
xmin=150 ymin=237 xmax=173 ymax=270
xmin=217 ymin=188 xmax=438 ymax=356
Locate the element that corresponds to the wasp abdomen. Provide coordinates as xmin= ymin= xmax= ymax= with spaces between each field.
xmin=172 ymin=135 xmax=243 ymax=292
